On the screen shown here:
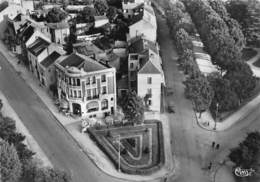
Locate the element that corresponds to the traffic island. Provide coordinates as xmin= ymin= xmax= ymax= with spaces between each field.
xmin=88 ymin=120 xmax=164 ymax=175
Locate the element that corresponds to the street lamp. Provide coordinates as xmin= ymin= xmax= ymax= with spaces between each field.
xmin=214 ymin=102 xmax=219 ymax=130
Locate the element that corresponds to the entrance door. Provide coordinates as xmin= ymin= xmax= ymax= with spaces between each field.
xmin=72 ymin=103 xmax=81 ymax=116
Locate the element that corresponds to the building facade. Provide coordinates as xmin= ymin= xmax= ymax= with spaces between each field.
xmin=55 ymin=53 xmax=117 ymax=118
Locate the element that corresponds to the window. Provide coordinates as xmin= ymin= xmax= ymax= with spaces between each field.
xmin=86 ymin=77 xmax=90 ymax=85
xmin=87 ymin=89 xmax=91 ymax=99
xmin=101 ymin=75 xmax=106 ymax=82
xmin=74 ymin=90 xmax=77 ymax=98
xmin=92 ymin=76 xmax=96 ymax=84
xmin=70 ymin=90 xmax=73 ymax=97
xmin=147 ymin=77 xmax=152 ymax=84
xmin=130 ymin=62 xmax=134 ymax=69
xmin=78 ymin=90 xmax=81 ymax=98
xmin=69 ymin=78 xmax=72 ymax=85
xmin=147 ymin=88 xmax=152 ymax=95
xmin=77 ymin=79 xmax=80 ymax=86
xmin=101 ymin=99 xmax=108 ymax=110
xmin=102 ymin=86 xmax=107 ymax=94
xmin=93 ymin=88 xmax=97 ymax=97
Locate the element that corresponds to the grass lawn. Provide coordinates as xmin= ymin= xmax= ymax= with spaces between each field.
xmin=253 ymin=57 xmax=260 ymax=67
xmin=242 ymin=48 xmax=258 ymax=61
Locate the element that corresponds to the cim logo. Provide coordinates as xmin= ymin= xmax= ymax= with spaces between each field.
xmin=234 ymin=167 xmax=255 ymax=177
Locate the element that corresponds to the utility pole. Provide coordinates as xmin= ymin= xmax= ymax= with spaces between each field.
xmin=117 ymin=135 xmax=121 ymax=172
xmin=214 ymin=102 xmax=219 ymax=130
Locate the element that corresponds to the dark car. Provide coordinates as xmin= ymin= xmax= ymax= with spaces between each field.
xmin=168 ymin=101 xmax=175 ymax=113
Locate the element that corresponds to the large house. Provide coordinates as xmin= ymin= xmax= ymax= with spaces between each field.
xmin=128 ymin=37 xmax=164 ymax=112
xmin=55 ymin=53 xmax=117 ymax=118
xmin=127 ymin=3 xmax=157 ymax=43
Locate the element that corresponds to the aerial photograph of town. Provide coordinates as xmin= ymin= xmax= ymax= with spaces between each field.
xmin=0 ymin=0 xmax=259 ymax=182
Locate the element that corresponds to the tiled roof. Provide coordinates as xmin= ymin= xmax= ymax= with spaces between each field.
xmin=59 ymin=53 xmax=108 ymax=72
xmin=40 ymin=51 xmax=61 ymax=68
xmin=28 ymin=37 xmax=50 ymax=56
xmin=138 ymin=60 xmax=161 ymax=74
xmin=59 ymin=53 xmax=85 ymax=68
xmin=129 ymin=37 xmax=158 ymax=54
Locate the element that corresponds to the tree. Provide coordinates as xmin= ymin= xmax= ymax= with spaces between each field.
xmin=226 ymin=0 xmax=260 ymax=46
xmin=207 ymin=72 xmax=239 ymax=113
xmin=21 ymin=161 xmax=71 ymax=182
xmin=46 ymin=8 xmax=67 ymax=23
xmin=225 ymin=61 xmax=256 ymax=101
xmin=0 ymin=116 xmax=16 ymax=139
xmin=94 ymin=0 xmax=108 ymax=15
xmin=76 ymin=7 xmax=96 ymax=23
xmin=229 ymin=131 xmax=260 ymax=169
xmin=118 ymin=91 xmax=145 ymax=124
xmin=208 ymin=0 xmax=245 ymax=51
xmin=0 ymin=140 xmax=22 ymax=182
xmin=0 ymin=116 xmax=34 ymax=163
xmin=184 ymin=74 xmax=214 ymax=117
xmin=175 ymin=28 xmax=192 ymax=54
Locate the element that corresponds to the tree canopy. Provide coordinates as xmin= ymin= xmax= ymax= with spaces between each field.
xmin=229 ymin=131 xmax=260 ymax=169
xmin=118 ymin=91 xmax=145 ymax=124
xmin=226 ymin=0 xmax=260 ymax=46
xmin=46 ymin=8 xmax=68 ymax=23
xmin=185 ymin=74 xmax=214 ymax=117
xmin=0 ymin=140 xmax=22 ymax=182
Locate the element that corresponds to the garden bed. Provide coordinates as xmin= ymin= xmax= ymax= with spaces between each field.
xmin=88 ymin=120 xmax=165 ymax=175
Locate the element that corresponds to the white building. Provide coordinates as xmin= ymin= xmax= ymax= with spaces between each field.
xmin=128 ymin=37 xmax=164 ymax=112
xmin=55 ymin=53 xmax=117 ymax=118
xmin=128 ymin=4 xmax=157 ymax=43
xmin=47 ymin=22 xmax=70 ymax=45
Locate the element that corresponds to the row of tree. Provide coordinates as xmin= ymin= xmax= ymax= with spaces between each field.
xmin=181 ymin=0 xmax=257 ymax=115
xmin=0 ymin=101 xmax=71 ymax=182
xmin=166 ymin=2 xmax=200 ymax=78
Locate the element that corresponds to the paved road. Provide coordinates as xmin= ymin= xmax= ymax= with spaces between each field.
xmin=155 ymin=3 xmax=260 ymax=182
xmin=0 ymin=53 xmax=126 ymax=182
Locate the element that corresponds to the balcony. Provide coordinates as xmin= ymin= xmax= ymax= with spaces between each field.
xmin=86 ymin=95 xmax=100 ymax=101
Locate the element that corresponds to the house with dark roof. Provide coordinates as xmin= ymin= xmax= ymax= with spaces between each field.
xmin=27 ymin=37 xmax=65 ymax=84
xmin=38 ymin=51 xmax=61 ymax=88
xmin=127 ymin=36 xmax=164 ymax=112
xmin=55 ymin=53 xmax=117 ymax=118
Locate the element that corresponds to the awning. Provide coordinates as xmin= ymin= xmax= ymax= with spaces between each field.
xmin=87 ymin=101 xmax=99 ymax=109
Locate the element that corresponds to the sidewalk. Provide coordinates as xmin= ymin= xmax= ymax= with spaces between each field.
xmin=0 ymin=41 xmax=175 ymax=181
xmin=0 ymin=91 xmax=52 ymax=167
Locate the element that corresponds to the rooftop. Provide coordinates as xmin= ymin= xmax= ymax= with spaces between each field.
xmin=40 ymin=51 xmax=61 ymax=68
xmin=58 ymin=53 xmax=109 ymax=73
xmin=47 ymin=22 xmax=70 ymax=29
xmin=129 ymin=36 xmax=158 ymax=54
xmin=28 ymin=37 xmax=50 ymax=56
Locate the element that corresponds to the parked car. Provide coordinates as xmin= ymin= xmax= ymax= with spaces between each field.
xmin=168 ymin=101 xmax=175 ymax=113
